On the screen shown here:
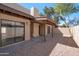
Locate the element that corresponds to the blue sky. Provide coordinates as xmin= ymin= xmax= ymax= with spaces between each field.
xmin=19 ymin=3 xmax=54 ymax=14
xmin=19 ymin=3 xmax=79 ymax=25
xmin=19 ymin=3 xmax=79 ymax=18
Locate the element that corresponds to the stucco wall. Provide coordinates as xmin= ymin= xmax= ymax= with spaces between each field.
xmin=53 ymin=27 xmax=79 ymax=47
xmin=58 ymin=27 xmax=71 ymax=37
xmin=33 ymin=23 xmax=39 ymax=37
xmin=0 ymin=13 xmax=31 ymax=41
xmin=70 ymin=26 xmax=79 ymax=47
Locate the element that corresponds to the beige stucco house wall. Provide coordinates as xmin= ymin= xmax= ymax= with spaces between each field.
xmin=30 ymin=7 xmax=40 ymax=37
xmin=33 ymin=23 xmax=39 ymax=37
xmin=0 ymin=13 xmax=31 ymax=41
xmin=45 ymin=24 xmax=48 ymax=35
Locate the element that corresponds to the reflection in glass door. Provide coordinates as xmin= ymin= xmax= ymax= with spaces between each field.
xmin=15 ymin=22 xmax=24 ymax=42
xmin=1 ymin=20 xmax=24 ymax=46
xmin=1 ymin=21 xmax=15 ymax=46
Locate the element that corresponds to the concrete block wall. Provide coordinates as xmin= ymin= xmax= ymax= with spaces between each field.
xmin=58 ymin=27 xmax=72 ymax=37
xmin=70 ymin=26 xmax=79 ymax=47
xmin=56 ymin=27 xmax=79 ymax=47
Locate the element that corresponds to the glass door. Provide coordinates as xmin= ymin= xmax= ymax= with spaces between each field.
xmin=1 ymin=20 xmax=15 ymax=46
xmin=1 ymin=20 xmax=25 ymax=46
xmin=15 ymin=22 xmax=24 ymax=42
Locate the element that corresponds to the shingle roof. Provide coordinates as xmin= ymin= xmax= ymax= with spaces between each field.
xmin=0 ymin=3 xmax=35 ymax=20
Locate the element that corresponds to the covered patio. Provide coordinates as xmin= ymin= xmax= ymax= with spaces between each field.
xmin=30 ymin=16 xmax=57 ymax=41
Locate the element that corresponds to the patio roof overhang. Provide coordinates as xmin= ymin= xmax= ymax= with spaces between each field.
xmin=0 ymin=4 xmax=35 ymax=20
xmin=35 ymin=16 xmax=58 ymax=27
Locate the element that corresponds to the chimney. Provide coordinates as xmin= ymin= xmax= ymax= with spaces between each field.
xmin=30 ymin=7 xmax=40 ymax=17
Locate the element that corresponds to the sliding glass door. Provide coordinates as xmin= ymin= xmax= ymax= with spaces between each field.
xmin=15 ymin=22 xmax=24 ymax=42
xmin=1 ymin=20 xmax=15 ymax=46
xmin=1 ymin=20 xmax=25 ymax=46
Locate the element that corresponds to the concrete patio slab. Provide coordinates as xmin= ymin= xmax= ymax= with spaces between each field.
xmin=0 ymin=28 xmax=79 ymax=56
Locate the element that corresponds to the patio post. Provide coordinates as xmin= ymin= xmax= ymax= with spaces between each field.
xmin=43 ymin=24 xmax=46 ymax=42
xmin=52 ymin=25 xmax=53 ymax=38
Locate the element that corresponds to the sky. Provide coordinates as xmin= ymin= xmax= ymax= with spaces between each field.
xmin=19 ymin=3 xmax=79 ymax=18
xmin=19 ymin=3 xmax=79 ymax=25
xmin=19 ymin=3 xmax=54 ymax=14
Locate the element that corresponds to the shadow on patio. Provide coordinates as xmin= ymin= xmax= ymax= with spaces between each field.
xmin=0 ymin=28 xmax=78 ymax=56
xmin=14 ymin=28 xmax=78 ymax=56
